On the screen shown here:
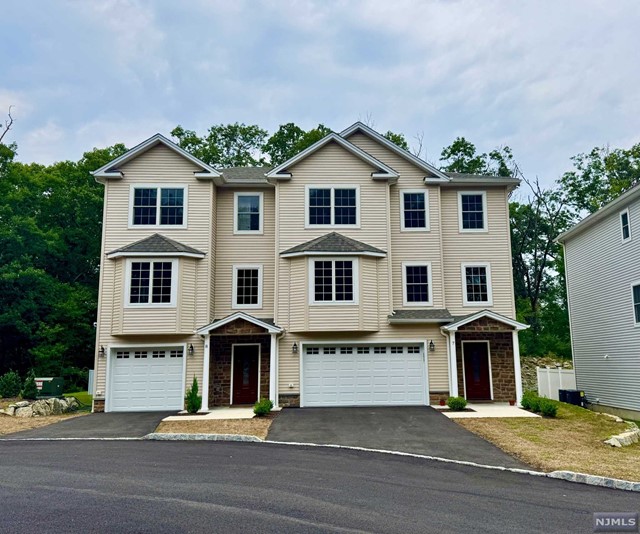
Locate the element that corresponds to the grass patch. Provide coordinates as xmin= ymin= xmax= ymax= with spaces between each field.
xmin=64 ymin=391 xmax=92 ymax=410
xmin=456 ymin=403 xmax=640 ymax=481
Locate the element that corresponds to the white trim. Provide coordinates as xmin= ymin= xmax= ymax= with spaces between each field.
xmin=281 ymin=250 xmax=385 ymax=259
xmin=231 ymin=343 xmax=261 ymax=405
xmin=234 ymin=191 xmax=264 ymax=235
xmin=457 ymin=191 xmax=488 ymax=233
xmin=104 ymin=342 xmax=187 ymax=413
xmin=401 ymin=261 xmax=433 ymax=307
xmin=202 ymin=335 xmax=210 ymax=412
xmin=399 ymin=189 xmax=430 ymax=231
xmin=461 ymin=262 xmax=493 ymax=307
xmin=631 ymin=280 xmax=640 ymax=327
xmin=123 ymin=258 xmax=178 ymax=308
xmin=128 ymin=184 xmax=188 ymax=230
xmin=304 ymin=184 xmax=361 ymax=229
xmin=265 ymin=132 xmax=399 ymax=179
xmin=232 ymin=264 xmax=263 ymax=310
xmin=195 ymin=312 xmax=282 ymax=335
xmin=308 ymin=257 xmax=360 ymax=305
xmin=107 ymin=251 xmax=205 ymax=259
xmin=446 ymin=331 xmax=458 ymax=397
xmin=269 ymin=333 xmax=278 ymax=407
xmin=461 ymin=340 xmax=493 ymax=401
xmin=512 ymin=331 xmax=523 ymax=405
xmin=620 ymin=208 xmax=632 ymax=243
xmin=442 ymin=309 xmax=529 ymax=332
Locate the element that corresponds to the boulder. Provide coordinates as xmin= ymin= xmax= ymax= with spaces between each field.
xmin=65 ymin=398 xmax=79 ymax=411
xmin=4 ymin=406 xmax=15 ymax=416
xmin=31 ymin=400 xmax=52 ymax=417
xmin=49 ymin=397 xmax=64 ymax=415
xmin=14 ymin=406 xmax=33 ymax=418
xmin=15 ymin=401 xmax=30 ymax=408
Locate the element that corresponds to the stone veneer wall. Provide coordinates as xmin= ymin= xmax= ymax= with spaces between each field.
xmin=93 ymin=399 xmax=105 ymax=413
xmin=455 ymin=317 xmax=516 ymax=402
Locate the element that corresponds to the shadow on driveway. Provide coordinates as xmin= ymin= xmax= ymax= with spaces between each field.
xmin=267 ymin=406 xmax=528 ymax=469
xmin=5 ymin=412 xmax=172 ymax=439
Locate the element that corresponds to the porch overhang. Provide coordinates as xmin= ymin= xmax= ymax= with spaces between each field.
xmin=195 ymin=312 xmax=283 ymax=335
xmin=440 ymin=310 xmax=529 ymax=332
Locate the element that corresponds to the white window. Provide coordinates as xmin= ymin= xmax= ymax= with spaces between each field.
xmin=462 ymin=263 xmax=493 ymax=306
xmin=232 ymin=265 xmax=263 ymax=309
xmin=632 ymin=282 xmax=640 ymax=326
xmin=621 ymin=208 xmax=631 ymax=242
xmin=400 ymin=190 xmax=429 ymax=231
xmin=402 ymin=262 xmax=433 ymax=306
xmin=306 ymin=185 xmax=359 ymax=227
xmin=129 ymin=185 xmax=187 ymax=228
xmin=458 ymin=191 xmax=487 ymax=232
xmin=125 ymin=259 xmax=178 ymax=307
xmin=309 ymin=257 xmax=359 ymax=304
xmin=234 ymin=192 xmax=263 ymax=234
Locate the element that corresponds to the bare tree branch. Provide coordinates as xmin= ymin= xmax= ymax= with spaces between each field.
xmin=0 ymin=106 xmax=14 ymax=144
xmin=411 ymin=131 xmax=424 ymax=158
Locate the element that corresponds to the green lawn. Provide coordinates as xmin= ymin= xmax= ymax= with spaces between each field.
xmin=63 ymin=391 xmax=92 ymax=408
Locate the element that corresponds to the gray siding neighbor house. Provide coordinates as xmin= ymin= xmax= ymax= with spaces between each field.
xmin=557 ymin=184 xmax=640 ymax=419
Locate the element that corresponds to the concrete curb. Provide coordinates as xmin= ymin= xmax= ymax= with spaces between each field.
xmin=145 ymin=433 xmax=263 ymax=442
xmin=547 ymin=470 xmax=640 ymax=492
xmin=0 ymin=437 xmax=142 ymax=441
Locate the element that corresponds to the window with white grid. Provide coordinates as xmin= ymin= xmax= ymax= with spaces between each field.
xmin=233 ymin=265 xmax=262 ymax=309
xmin=127 ymin=260 xmax=176 ymax=307
xmin=462 ymin=264 xmax=492 ymax=305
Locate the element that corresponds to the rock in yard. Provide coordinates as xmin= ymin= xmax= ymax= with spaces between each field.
xmin=31 ymin=400 xmax=52 ymax=417
xmin=3 ymin=406 xmax=16 ymax=416
xmin=15 ymin=401 xmax=30 ymax=408
xmin=14 ymin=406 xmax=34 ymax=418
xmin=65 ymin=398 xmax=79 ymax=411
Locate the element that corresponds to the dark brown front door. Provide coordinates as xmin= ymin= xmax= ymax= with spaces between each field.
xmin=463 ymin=342 xmax=492 ymax=400
xmin=232 ymin=345 xmax=259 ymax=404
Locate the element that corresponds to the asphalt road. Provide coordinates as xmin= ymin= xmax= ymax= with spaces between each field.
xmin=0 ymin=441 xmax=637 ymax=533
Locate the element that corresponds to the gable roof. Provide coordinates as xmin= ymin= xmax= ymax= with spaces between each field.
xmin=221 ymin=167 xmax=272 ymax=185
xmin=265 ymin=132 xmax=399 ymax=180
xmin=441 ymin=309 xmax=529 ymax=332
xmin=280 ymin=232 xmax=386 ymax=258
xmin=340 ymin=122 xmax=450 ymax=182
xmin=556 ymin=182 xmax=640 ymax=243
xmin=107 ymin=233 xmax=206 ymax=259
xmin=195 ymin=312 xmax=282 ymax=335
xmin=92 ymin=133 xmax=221 ymax=182
xmin=388 ymin=309 xmax=454 ymax=323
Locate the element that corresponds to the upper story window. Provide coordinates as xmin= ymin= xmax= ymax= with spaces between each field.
xmin=130 ymin=185 xmax=186 ymax=228
xmin=306 ymin=185 xmax=359 ymax=227
xmin=400 ymin=191 xmax=429 ymax=231
xmin=462 ymin=263 xmax=493 ymax=306
xmin=632 ymin=283 xmax=640 ymax=325
xmin=234 ymin=192 xmax=263 ymax=234
xmin=620 ymin=208 xmax=631 ymax=242
xmin=402 ymin=262 xmax=432 ymax=306
xmin=458 ymin=191 xmax=487 ymax=232
xmin=126 ymin=259 xmax=177 ymax=307
xmin=232 ymin=265 xmax=263 ymax=309
xmin=309 ymin=258 xmax=359 ymax=304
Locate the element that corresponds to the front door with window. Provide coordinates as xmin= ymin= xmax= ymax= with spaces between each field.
xmin=232 ymin=345 xmax=259 ymax=404
xmin=463 ymin=342 xmax=492 ymax=400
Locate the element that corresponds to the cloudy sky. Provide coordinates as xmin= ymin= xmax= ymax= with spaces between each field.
xmin=2 ymin=0 xmax=639 ymax=186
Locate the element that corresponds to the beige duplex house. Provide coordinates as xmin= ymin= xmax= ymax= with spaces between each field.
xmin=90 ymin=122 xmax=527 ymax=412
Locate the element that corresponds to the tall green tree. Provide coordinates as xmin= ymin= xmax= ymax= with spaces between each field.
xmin=263 ymin=123 xmax=306 ymax=165
xmin=440 ymin=137 xmax=514 ymax=177
xmin=383 ymin=131 xmax=409 ymax=151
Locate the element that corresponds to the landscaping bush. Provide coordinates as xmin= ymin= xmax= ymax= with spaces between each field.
xmin=520 ymin=390 xmax=538 ymax=411
xmin=185 ymin=376 xmax=202 ymax=414
xmin=446 ymin=396 xmax=467 ymax=411
xmin=21 ymin=370 xmax=38 ymax=400
xmin=0 ymin=370 xmax=22 ymax=398
xmin=539 ymin=398 xmax=558 ymax=418
xmin=253 ymin=398 xmax=273 ymax=417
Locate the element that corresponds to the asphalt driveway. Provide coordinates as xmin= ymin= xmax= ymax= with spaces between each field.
xmin=5 ymin=412 xmax=171 ymax=439
xmin=267 ymin=406 xmax=527 ymax=468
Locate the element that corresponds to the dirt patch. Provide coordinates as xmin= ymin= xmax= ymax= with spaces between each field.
xmin=155 ymin=414 xmax=276 ymax=440
xmin=0 ymin=412 xmax=86 ymax=436
xmin=456 ymin=403 xmax=640 ymax=481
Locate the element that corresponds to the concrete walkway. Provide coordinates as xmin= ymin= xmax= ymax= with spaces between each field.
xmin=267 ymin=406 xmax=528 ymax=468
xmin=162 ymin=407 xmax=257 ymax=422
xmin=437 ymin=403 xmax=541 ymax=419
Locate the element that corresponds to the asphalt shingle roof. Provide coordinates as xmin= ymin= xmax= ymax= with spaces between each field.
xmin=108 ymin=233 xmax=205 ymax=256
xmin=221 ymin=167 xmax=271 ymax=183
xmin=388 ymin=309 xmax=454 ymax=322
xmin=281 ymin=232 xmax=386 ymax=256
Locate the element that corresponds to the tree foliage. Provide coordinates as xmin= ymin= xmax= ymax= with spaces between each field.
xmin=383 ymin=131 xmax=409 ymax=151
xmin=440 ymin=137 xmax=514 ymax=177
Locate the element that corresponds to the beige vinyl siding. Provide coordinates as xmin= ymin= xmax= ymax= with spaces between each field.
xmin=213 ymin=188 xmax=275 ymax=320
xmin=441 ymin=187 xmax=515 ymax=317
xmin=564 ymin=199 xmax=640 ymax=412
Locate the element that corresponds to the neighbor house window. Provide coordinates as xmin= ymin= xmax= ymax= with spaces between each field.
xmin=126 ymin=259 xmax=177 ymax=306
xmin=400 ymin=191 xmax=429 ymax=230
xmin=130 ymin=185 xmax=186 ymax=227
xmin=462 ymin=263 xmax=493 ymax=305
xmin=621 ymin=209 xmax=631 ymax=242
xmin=307 ymin=186 xmax=359 ymax=226
xmin=458 ymin=191 xmax=487 ymax=231
xmin=310 ymin=258 xmax=358 ymax=304
xmin=633 ymin=283 xmax=640 ymax=325
xmin=233 ymin=265 xmax=263 ymax=309
xmin=402 ymin=262 xmax=432 ymax=306
xmin=234 ymin=192 xmax=263 ymax=234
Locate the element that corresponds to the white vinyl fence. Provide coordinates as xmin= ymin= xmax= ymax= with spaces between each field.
xmin=537 ymin=367 xmax=576 ymax=400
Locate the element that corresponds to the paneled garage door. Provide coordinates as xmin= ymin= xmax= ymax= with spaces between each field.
xmin=108 ymin=347 xmax=184 ymax=412
xmin=301 ymin=345 xmax=427 ymax=407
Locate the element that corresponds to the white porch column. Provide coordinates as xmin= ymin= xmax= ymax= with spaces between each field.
xmin=449 ymin=331 xmax=459 ymax=397
xmin=201 ymin=334 xmax=210 ymax=412
xmin=512 ymin=330 xmax=523 ymax=406
xmin=269 ymin=333 xmax=278 ymax=407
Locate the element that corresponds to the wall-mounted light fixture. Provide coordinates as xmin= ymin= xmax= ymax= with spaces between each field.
xmin=98 ymin=346 xmax=106 ymax=357
xmin=188 ymin=344 xmax=194 ymax=356
xmin=292 ymin=342 xmax=298 ymax=354
xmin=429 ymin=340 xmax=435 ymax=352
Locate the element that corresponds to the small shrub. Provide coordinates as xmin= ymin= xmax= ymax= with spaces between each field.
xmin=253 ymin=398 xmax=273 ymax=417
xmin=185 ymin=376 xmax=202 ymax=414
xmin=520 ymin=390 xmax=538 ymax=411
xmin=539 ymin=398 xmax=558 ymax=417
xmin=21 ymin=370 xmax=38 ymax=400
xmin=446 ymin=396 xmax=467 ymax=411
xmin=0 ymin=370 xmax=22 ymax=398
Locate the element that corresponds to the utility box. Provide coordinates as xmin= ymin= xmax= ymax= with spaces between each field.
xmin=35 ymin=377 xmax=64 ymax=398
xmin=559 ymin=389 xmax=585 ymax=407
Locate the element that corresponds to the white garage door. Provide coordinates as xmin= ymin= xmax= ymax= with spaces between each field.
xmin=302 ymin=345 xmax=426 ymax=407
xmin=108 ymin=347 xmax=184 ymax=412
